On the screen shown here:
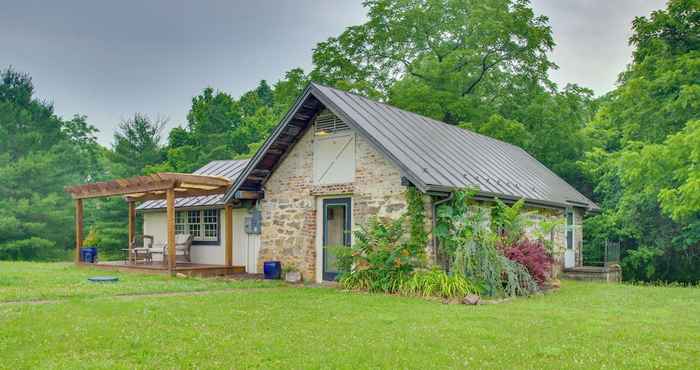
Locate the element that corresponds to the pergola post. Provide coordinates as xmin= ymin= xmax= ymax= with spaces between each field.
xmin=74 ymin=199 xmax=83 ymax=265
xmin=225 ymin=204 xmax=233 ymax=267
xmin=128 ymin=201 xmax=136 ymax=264
xmin=166 ymin=187 xmax=176 ymax=275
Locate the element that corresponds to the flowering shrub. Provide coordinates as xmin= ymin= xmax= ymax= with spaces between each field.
xmin=503 ymin=239 xmax=553 ymax=286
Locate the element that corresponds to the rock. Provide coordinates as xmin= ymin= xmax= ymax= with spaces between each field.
xmin=542 ymin=279 xmax=561 ymax=291
xmin=463 ymin=294 xmax=481 ymax=305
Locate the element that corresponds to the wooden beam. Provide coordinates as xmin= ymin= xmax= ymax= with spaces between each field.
xmin=68 ymin=180 xmax=176 ymax=199
xmin=225 ymin=204 xmax=233 ymax=267
xmin=128 ymin=201 xmax=136 ymax=264
xmin=65 ymin=172 xmax=231 ymax=200
xmin=166 ymin=188 xmax=176 ymax=275
xmin=158 ymin=173 xmax=230 ymax=187
xmin=74 ymin=199 xmax=83 ymax=265
xmin=126 ymin=187 xmax=229 ymax=202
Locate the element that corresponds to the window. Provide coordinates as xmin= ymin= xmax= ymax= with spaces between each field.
xmin=566 ymin=209 xmax=575 ymax=250
xmin=175 ymin=209 xmax=219 ymax=243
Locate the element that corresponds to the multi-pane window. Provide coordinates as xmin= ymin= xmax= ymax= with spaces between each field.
xmin=175 ymin=212 xmax=186 ymax=234
xmin=566 ymin=209 xmax=574 ymax=250
xmin=203 ymin=209 xmax=218 ymax=240
xmin=175 ymin=209 xmax=219 ymax=242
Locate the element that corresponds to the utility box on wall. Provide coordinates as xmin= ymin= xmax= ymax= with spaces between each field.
xmin=245 ymin=209 xmax=262 ymax=235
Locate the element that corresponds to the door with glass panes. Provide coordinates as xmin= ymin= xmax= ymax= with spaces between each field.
xmin=322 ymin=198 xmax=351 ymax=281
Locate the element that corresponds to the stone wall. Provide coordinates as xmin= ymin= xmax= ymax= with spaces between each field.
xmin=259 ymin=127 xmax=426 ymax=281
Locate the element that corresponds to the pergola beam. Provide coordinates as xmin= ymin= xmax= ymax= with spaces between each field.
xmin=128 ymin=201 xmax=136 ymax=264
xmin=225 ymin=204 xmax=233 ymax=267
xmin=74 ymin=199 xmax=83 ymax=264
xmin=166 ymin=188 xmax=176 ymax=275
xmin=65 ymin=172 xmax=232 ymax=200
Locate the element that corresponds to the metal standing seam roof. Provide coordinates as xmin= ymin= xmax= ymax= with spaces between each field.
xmin=227 ymin=83 xmax=598 ymax=211
xmin=137 ymin=159 xmax=249 ymax=211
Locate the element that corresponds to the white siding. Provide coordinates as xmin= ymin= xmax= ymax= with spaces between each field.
xmin=232 ymin=208 xmax=261 ymax=273
xmin=142 ymin=208 xmax=259 ymax=270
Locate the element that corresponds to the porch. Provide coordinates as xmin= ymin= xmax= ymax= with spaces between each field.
xmin=65 ymin=172 xmax=254 ymax=276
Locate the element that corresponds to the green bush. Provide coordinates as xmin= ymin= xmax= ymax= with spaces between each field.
xmin=399 ymin=269 xmax=477 ymax=299
xmin=436 ymin=189 xmax=539 ymax=297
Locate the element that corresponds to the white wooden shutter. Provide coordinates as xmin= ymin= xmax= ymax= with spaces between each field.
xmin=313 ymin=133 xmax=356 ymax=184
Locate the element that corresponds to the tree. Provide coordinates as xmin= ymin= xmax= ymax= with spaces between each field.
xmin=110 ymin=113 xmax=166 ymax=177
xmin=581 ymin=0 xmax=700 ymax=282
xmin=0 ymin=67 xmax=101 ymax=260
xmin=311 ymin=0 xmax=594 ymax=189
xmin=312 ymin=0 xmax=555 ymax=121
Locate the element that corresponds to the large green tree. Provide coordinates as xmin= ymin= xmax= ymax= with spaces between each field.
xmin=581 ymin=0 xmax=700 ymax=282
xmin=311 ymin=0 xmax=595 ymax=188
xmin=0 ymin=68 xmax=101 ymax=260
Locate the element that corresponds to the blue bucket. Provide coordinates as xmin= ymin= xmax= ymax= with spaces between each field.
xmin=263 ymin=261 xmax=281 ymax=280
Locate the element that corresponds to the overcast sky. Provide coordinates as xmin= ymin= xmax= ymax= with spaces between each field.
xmin=2 ymin=0 xmax=666 ymax=145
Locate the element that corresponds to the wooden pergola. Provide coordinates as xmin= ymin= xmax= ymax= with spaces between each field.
xmin=65 ymin=172 xmax=234 ymax=275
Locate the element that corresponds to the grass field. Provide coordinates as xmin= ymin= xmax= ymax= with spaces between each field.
xmin=1 ymin=262 xmax=699 ymax=369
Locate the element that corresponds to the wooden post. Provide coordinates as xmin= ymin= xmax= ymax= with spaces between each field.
xmin=225 ymin=204 xmax=233 ymax=267
xmin=74 ymin=199 xmax=83 ymax=265
xmin=166 ymin=188 xmax=176 ymax=275
xmin=128 ymin=201 xmax=136 ymax=264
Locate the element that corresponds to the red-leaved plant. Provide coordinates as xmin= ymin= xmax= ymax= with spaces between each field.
xmin=503 ymin=239 xmax=553 ymax=286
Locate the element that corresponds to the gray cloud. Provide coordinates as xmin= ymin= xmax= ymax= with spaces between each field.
xmin=1 ymin=0 xmax=666 ymax=145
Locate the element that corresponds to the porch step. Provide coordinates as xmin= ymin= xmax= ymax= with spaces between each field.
xmin=562 ymin=265 xmax=622 ymax=283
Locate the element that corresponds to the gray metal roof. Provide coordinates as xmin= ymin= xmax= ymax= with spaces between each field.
xmin=137 ymin=159 xmax=249 ymax=211
xmin=227 ymin=83 xmax=598 ymax=211
xmin=313 ymin=84 xmax=597 ymax=210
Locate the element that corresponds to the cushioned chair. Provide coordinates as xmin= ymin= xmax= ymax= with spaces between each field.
xmin=159 ymin=234 xmax=193 ymax=264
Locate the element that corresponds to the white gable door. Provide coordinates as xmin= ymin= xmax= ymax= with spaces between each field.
xmin=313 ymin=133 xmax=356 ymax=184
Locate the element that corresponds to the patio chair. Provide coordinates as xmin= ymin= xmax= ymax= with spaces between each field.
xmin=174 ymin=234 xmax=193 ymax=263
xmin=129 ymin=235 xmax=154 ymax=264
xmin=160 ymin=234 xmax=193 ymax=264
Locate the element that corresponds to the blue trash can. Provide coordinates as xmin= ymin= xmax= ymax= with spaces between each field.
xmin=263 ymin=261 xmax=281 ymax=279
xmin=81 ymin=247 xmax=97 ymax=263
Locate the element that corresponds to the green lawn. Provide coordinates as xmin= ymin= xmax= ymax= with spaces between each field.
xmin=1 ymin=262 xmax=698 ymax=369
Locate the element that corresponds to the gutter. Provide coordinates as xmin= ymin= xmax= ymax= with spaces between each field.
xmin=431 ymin=192 xmax=453 ymax=266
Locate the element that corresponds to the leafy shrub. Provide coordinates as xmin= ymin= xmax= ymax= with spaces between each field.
xmin=503 ymin=239 xmax=553 ymax=286
xmin=340 ymin=268 xmax=477 ymax=299
xmin=437 ymin=189 xmax=539 ymax=297
xmin=490 ymin=198 xmax=532 ymax=247
xmin=399 ymin=269 xmax=477 ymax=299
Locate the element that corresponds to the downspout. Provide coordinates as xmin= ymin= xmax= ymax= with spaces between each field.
xmin=431 ymin=192 xmax=453 ymax=266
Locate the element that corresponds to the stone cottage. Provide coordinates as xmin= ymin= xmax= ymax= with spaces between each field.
xmin=139 ymin=83 xmax=598 ymax=282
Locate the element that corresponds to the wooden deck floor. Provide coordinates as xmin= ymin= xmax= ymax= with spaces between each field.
xmin=88 ymin=261 xmax=246 ymax=277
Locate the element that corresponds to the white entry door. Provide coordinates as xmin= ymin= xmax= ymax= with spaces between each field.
xmin=232 ymin=209 xmax=260 ymax=273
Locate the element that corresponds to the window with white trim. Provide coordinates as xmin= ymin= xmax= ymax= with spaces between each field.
xmin=565 ymin=208 xmax=575 ymax=250
xmin=175 ymin=209 xmax=219 ymax=243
